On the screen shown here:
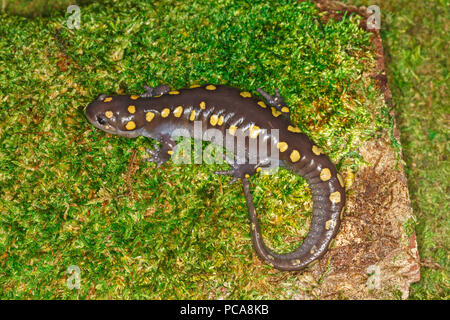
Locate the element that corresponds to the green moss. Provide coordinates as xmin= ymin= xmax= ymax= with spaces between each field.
xmin=348 ymin=0 xmax=449 ymax=300
xmin=0 ymin=0 xmax=390 ymax=299
xmin=1 ymin=0 xmax=100 ymax=17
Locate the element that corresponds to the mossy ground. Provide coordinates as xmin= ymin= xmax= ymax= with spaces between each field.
xmin=0 ymin=0 xmax=444 ymax=299
xmin=348 ymin=0 xmax=449 ymax=300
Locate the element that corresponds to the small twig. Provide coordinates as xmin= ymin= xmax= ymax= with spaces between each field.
xmin=126 ymin=149 xmax=138 ymax=199
xmin=420 ymin=258 xmax=443 ymax=270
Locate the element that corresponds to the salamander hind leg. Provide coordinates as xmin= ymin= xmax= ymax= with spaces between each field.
xmin=214 ymin=154 xmax=269 ymax=184
xmin=143 ymin=134 xmax=176 ymax=167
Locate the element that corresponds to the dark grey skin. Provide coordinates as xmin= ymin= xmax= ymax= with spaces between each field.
xmin=85 ymin=84 xmax=346 ymax=271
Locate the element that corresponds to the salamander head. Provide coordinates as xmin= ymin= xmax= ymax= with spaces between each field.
xmin=85 ymin=94 xmax=143 ymax=138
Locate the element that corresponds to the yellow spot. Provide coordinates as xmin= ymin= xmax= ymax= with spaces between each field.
xmin=257 ymin=101 xmax=267 ymax=108
xmin=105 ymin=111 xmax=113 ymax=118
xmin=277 ymin=142 xmax=288 ymax=152
xmin=256 ymin=167 xmax=261 ymax=173
xmin=290 ymin=150 xmax=301 ymax=163
xmin=189 ymin=110 xmax=196 ymax=121
xmin=161 ymin=108 xmax=170 ymax=118
xmin=325 ymin=219 xmax=334 ymax=230
xmin=340 ymin=207 xmax=345 ymax=220
xmin=320 ymin=168 xmax=331 ymax=181
xmin=310 ymin=245 xmax=317 ymax=254
xmin=245 ymin=174 xmax=250 ymax=178
xmin=228 ymin=125 xmax=237 ymax=135
xmin=329 ymin=191 xmax=341 ymax=203
xmin=146 ymin=112 xmax=155 ymax=122
xmin=125 ymin=121 xmax=136 ymax=130
xmin=130 ymin=95 xmax=139 ymax=100
xmin=218 ymin=115 xmax=224 ymax=126
xmin=271 ymin=107 xmax=282 ymax=117
xmin=167 ymin=150 xmax=173 ymax=155
xmin=240 ymin=91 xmax=252 ymax=98
xmin=153 ymin=95 xmax=161 ymax=98
xmin=291 ymin=259 xmax=301 ymax=266
xmin=190 ymin=84 xmax=201 ymax=88
xmin=205 ymin=85 xmax=216 ymax=90
xmin=281 ymin=107 xmax=289 ymax=113
xmin=200 ymin=101 xmax=206 ymax=109
xmin=173 ymin=106 xmax=183 ymax=117
xmin=345 ymin=170 xmax=354 ymax=190
xmin=312 ymin=145 xmax=323 ymax=155
xmin=210 ymin=114 xmax=218 ymax=126
xmin=128 ymin=105 xmax=136 ymax=114
xmin=288 ymin=125 xmax=301 ymax=133
xmin=337 ymin=173 xmax=345 ymax=188
xmin=104 ymin=97 xmax=113 ymax=102
xmin=169 ymin=90 xmax=180 ymax=95
xmin=267 ymin=255 xmax=275 ymax=260
xmin=251 ymin=223 xmax=256 ymax=230
xmin=249 ymin=125 xmax=260 ymax=138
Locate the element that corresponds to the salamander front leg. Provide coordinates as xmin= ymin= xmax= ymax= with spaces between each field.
xmin=141 ymin=84 xmax=171 ymax=98
xmin=143 ymin=134 xmax=176 ymax=167
xmin=256 ymin=87 xmax=290 ymax=119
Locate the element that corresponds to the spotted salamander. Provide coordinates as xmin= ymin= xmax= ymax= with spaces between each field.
xmin=85 ymin=84 xmax=345 ymax=271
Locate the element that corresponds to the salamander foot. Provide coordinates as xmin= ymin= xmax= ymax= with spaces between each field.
xmin=256 ymin=87 xmax=290 ymax=119
xmin=142 ymin=134 xmax=176 ymax=167
xmin=214 ymin=154 xmax=269 ymax=185
xmin=141 ymin=84 xmax=171 ymax=98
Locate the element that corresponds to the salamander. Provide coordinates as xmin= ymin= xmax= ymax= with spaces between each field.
xmin=85 ymin=84 xmax=346 ymax=271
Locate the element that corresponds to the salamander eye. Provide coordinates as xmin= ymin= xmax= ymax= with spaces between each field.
xmin=96 ymin=114 xmax=108 ymax=125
